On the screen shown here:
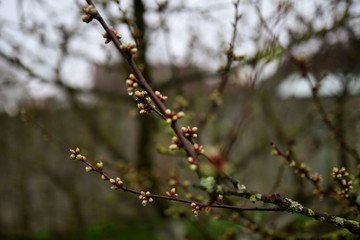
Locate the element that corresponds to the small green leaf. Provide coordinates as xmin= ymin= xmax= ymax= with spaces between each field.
xmin=200 ymin=177 xmax=215 ymax=192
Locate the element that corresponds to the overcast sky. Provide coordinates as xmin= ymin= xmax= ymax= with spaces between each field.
xmin=0 ymin=0 xmax=359 ymax=115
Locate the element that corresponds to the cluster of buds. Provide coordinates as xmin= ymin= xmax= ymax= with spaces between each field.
xmin=181 ymin=126 xmax=198 ymax=140
xmin=139 ymin=191 xmax=153 ymax=206
xmin=120 ymin=41 xmax=138 ymax=55
xmin=165 ymin=109 xmax=184 ymax=124
xmin=332 ymin=167 xmax=353 ymax=198
xmin=332 ymin=167 xmax=349 ymax=179
xmin=125 ymin=74 xmax=139 ymax=95
xmin=187 ymin=156 xmax=198 ymax=171
xmin=190 ymin=202 xmax=201 ymax=216
xmin=169 ymin=136 xmax=181 ymax=151
xmin=289 ymin=161 xmax=310 ymax=178
xmin=70 ymin=148 xmax=98 ymax=173
xmin=97 ymin=161 xmax=104 ymax=171
xmin=310 ymin=173 xmax=323 ymax=185
xmin=70 ymin=147 xmax=83 ymax=160
xmin=70 ymin=148 xmax=95 ymax=173
xmin=310 ymin=173 xmax=324 ymax=195
xmin=166 ymin=188 xmax=178 ymax=197
xmin=102 ymin=26 xmax=122 ymax=44
xmin=109 ymin=177 xmax=124 ymax=190
xmin=193 ymin=143 xmax=205 ymax=155
xmin=155 ymin=90 xmax=168 ymax=102
xmin=82 ymin=5 xmax=97 ymax=23
xmin=135 ymin=91 xmax=155 ymax=114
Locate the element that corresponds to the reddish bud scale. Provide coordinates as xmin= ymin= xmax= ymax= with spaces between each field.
xmin=191 ymin=203 xmax=201 ymax=215
xmin=139 ymin=191 xmax=153 ymax=206
xmin=166 ymin=188 xmax=178 ymax=197
xmin=181 ymin=126 xmax=199 ymax=139
xmin=193 ymin=144 xmax=205 ymax=155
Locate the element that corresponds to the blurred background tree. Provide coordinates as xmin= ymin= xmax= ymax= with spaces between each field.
xmin=1 ymin=0 xmax=360 ymax=239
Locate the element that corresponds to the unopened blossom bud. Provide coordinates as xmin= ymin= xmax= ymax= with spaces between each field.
xmin=82 ymin=15 xmax=92 ymax=23
xmin=97 ymin=161 xmax=103 ymax=169
xmin=131 ymin=48 xmax=138 ymax=55
xmin=190 ymin=164 xmax=198 ymax=171
xmin=128 ymin=41 xmax=136 ymax=48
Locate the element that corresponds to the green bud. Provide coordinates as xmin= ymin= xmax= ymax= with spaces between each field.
xmin=90 ymin=7 xmax=97 ymax=16
xmin=81 ymin=15 xmax=92 ymax=23
xmin=189 ymin=164 xmax=198 ymax=171
xmin=97 ymin=161 xmax=103 ymax=169
xmin=169 ymin=144 xmax=178 ymax=151
xmin=128 ymin=41 xmax=136 ymax=48
xmin=129 ymin=74 xmax=136 ymax=80
xmin=165 ymin=109 xmax=172 ymax=115
xmin=120 ymin=44 xmax=128 ymax=51
xmin=131 ymin=48 xmax=138 ymax=55
xmin=177 ymin=112 xmax=184 ymax=118
xmin=126 ymin=79 xmax=132 ymax=86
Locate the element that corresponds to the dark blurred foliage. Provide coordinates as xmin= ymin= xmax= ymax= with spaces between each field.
xmin=1 ymin=0 xmax=360 ymax=239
